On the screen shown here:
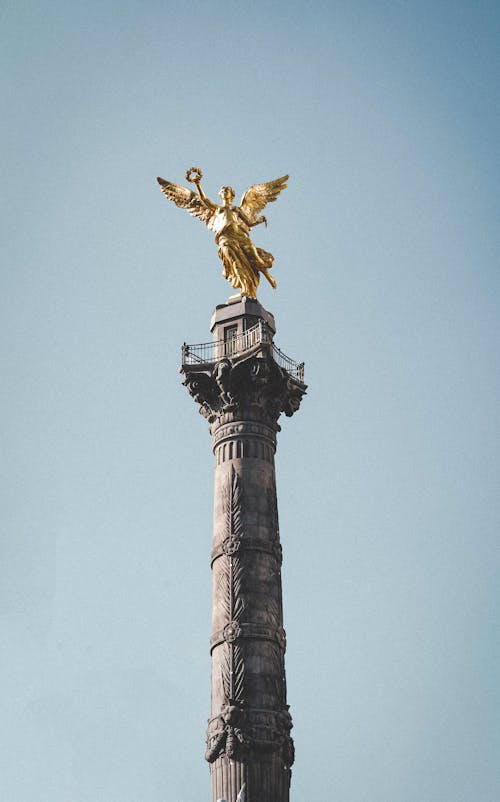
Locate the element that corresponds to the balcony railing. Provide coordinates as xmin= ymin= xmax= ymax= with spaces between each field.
xmin=181 ymin=320 xmax=304 ymax=382
xmin=271 ymin=345 xmax=305 ymax=382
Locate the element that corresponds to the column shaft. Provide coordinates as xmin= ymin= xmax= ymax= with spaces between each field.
xmin=207 ymin=421 xmax=292 ymax=802
xmin=180 ymin=299 xmax=306 ymax=802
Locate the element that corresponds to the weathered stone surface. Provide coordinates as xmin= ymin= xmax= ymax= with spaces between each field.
xmin=181 ymin=299 xmax=306 ymax=802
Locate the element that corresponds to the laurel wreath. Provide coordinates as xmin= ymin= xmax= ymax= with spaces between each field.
xmin=186 ymin=166 xmax=203 ymax=183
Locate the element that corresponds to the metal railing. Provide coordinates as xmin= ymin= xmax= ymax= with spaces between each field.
xmin=181 ymin=319 xmax=304 ymax=382
xmin=182 ymin=320 xmax=269 ymax=364
xmin=271 ymin=345 xmax=305 ymax=382
xmin=181 ymin=340 xmax=215 ymax=365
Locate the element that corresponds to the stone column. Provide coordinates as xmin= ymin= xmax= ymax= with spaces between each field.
xmin=181 ymin=298 xmax=306 ymax=802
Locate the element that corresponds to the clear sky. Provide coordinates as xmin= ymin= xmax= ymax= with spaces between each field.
xmin=2 ymin=1 xmax=499 ymax=800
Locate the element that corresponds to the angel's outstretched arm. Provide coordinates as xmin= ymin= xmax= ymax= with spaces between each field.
xmin=193 ymin=179 xmax=218 ymax=211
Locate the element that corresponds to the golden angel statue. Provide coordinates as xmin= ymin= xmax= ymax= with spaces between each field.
xmin=157 ymin=167 xmax=288 ymax=299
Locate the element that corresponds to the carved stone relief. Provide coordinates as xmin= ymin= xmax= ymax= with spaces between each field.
xmin=207 ymin=460 xmax=294 ymax=766
xmin=182 ymin=348 xmax=306 ymax=426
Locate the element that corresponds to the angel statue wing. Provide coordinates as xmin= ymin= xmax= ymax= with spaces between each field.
xmin=240 ymin=175 xmax=289 ymax=223
xmin=156 ymin=177 xmax=216 ymax=230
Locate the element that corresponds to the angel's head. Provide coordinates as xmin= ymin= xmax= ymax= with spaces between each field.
xmin=219 ymin=186 xmax=235 ymax=205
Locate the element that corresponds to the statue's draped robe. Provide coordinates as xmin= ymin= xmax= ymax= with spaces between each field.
xmin=213 ymin=208 xmax=273 ymax=299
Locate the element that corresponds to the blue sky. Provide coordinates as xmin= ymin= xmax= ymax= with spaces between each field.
xmin=2 ymin=1 xmax=500 ymax=800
